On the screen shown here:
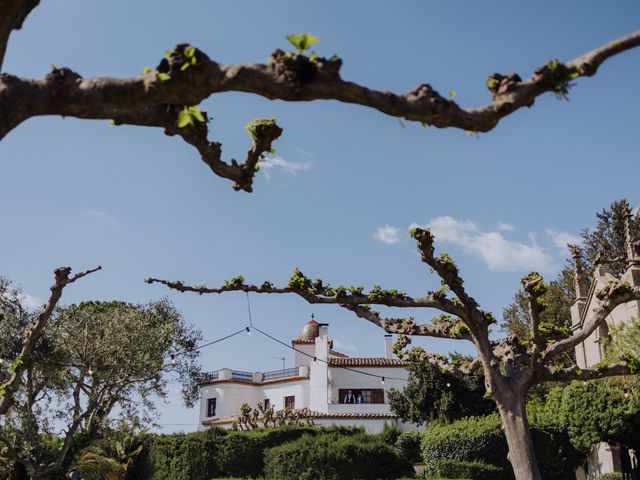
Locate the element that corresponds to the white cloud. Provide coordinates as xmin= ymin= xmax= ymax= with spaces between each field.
xmin=333 ymin=337 xmax=357 ymax=352
xmin=18 ymin=293 xmax=42 ymax=310
xmin=373 ymin=225 xmax=401 ymax=245
xmin=415 ymin=216 xmax=556 ymax=273
xmin=497 ymin=222 xmax=515 ymax=232
xmin=260 ymin=156 xmax=311 ymax=179
xmin=545 ymin=228 xmax=582 ymax=252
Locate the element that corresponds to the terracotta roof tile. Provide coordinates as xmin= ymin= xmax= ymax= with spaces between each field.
xmin=328 ymin=357 xmax=406 ymax=367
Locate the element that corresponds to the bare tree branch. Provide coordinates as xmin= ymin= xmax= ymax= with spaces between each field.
xmin=0 ymin=265 xmax=101 ymax=416
xmin=542 ymin=282 xmax=640 ymax=360
xmin=144 ymin=274 xmax=465 ymax=316
xmin=0 ymin=30 xmax=638 ymax=190
xmin=537 ymin=361 xmax=634 ymax=383
xmin=0 ymin=0 xmax=40 ymax=71
xmin=340 ymin=304 xmax=473 ymax=341
xmin=396 ymin=346 xmax=483 ymax=376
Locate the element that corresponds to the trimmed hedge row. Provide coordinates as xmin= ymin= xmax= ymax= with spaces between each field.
xmin=130 ymin=425 xmax=410 ymax=480
xmin=264 ymin=432 xmax=413 ymax=480
xmin=421 ymin=414 xmax=583 ymax=480
xmin=395 ymin=430 xmax=421 ymax=463
xmin=428 ymin=459 xmax=504 ymax=480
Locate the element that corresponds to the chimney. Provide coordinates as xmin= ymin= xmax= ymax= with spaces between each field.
xmin=384 ymin=335 xmax=393 ymax=359
xmin=318 ymin=323 xmax=329 ymax=339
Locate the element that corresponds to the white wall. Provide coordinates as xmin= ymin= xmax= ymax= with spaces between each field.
xmin=198 ymin=379 xmax=309 ymax=429
xmin=309 ymin=334 xmax=329 ymax=412
xmin=328 ymin=366 xmax=407 ymax=406
xmin=294 ymin=343 xmax=315 ymax=367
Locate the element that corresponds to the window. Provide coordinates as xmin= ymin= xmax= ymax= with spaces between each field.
xmin=284 ymin=395 xmax=295 ymax=409
xmin=264 ymin=398 xmax=270 ymax=408
xmin=338 ymin=389 xmax=385 ymax=404
xmin=207 ymin=398 xmax=217 ymax=417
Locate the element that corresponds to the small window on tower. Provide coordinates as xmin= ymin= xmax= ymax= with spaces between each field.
xmin=207 ymin=398 xmax=217 ymax=417
xmin=264 ymin=398 xmax=270 ymax=408
xmin=284 ymin=395 xmax=295 ymax=409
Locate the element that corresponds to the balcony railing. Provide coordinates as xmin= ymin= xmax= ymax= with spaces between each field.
xmin=202 ymin=371 xmax=219 ymax=382
xmin=263 ymin=367 xmax=298 ymax=381
xmin=202 ymin=366 xmax=306 ymax=384
xmin=231 ymin=370 xmax=254 ymax=381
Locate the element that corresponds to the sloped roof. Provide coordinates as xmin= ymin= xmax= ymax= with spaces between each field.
xmin=328 ymin=357 xmax=406 ymax=367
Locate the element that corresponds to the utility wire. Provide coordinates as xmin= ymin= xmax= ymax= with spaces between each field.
xmin=245 ymin=292 xmax=253 ymax=328
xmin=250 ymin=325 xmax=408 ymax=382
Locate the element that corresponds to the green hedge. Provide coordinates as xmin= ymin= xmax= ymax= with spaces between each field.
xmin=263 ymin=432 xmax=414 ymax=480
xmin=421 ymin=414 xmax=583 ymax=480
xmin=596 ymin=474 xmax=624 ymax=480
xmin=428 ymin=459 xmax=504 ymax=480
xmin=130 ymin=426 xmax=366 ymax=480
xmin=395 ymin=430 xmax=422 ymax=463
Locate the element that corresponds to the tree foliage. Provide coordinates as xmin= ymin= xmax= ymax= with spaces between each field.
xmin=501 ymin=268 xmax=574 ymax=346
xmin=0 ymin=295 xmax=201 ymax=479
xmin=528 ymin=377 xmax=640 ymax=453
xmin=501 ymin=198 xmax=640 ymax=346
xmin=388 ymin=360 xmax=494 ymax=425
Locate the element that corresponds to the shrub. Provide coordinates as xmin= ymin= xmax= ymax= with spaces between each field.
xmin=596 ymin=474 xmax=624 ymax=480
xmin=421 ymin=414 xmax=583 ymax=480
xmin=377 ymin=421 xmax=403 ymax=446
xmin=130 ymin=425 xmax=366 ymax=480
xmin=395 ymin=431 xmax=422 ymax=463
xmin=131 ymin=428 xmax=226 ymax=480
xmin=264 ymin=432 xmax=414 ymax=480
xmin=429 ymin=459 xmax=504 ymax=480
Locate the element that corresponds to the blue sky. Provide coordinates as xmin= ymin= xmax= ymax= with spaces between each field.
xmin=1 ymin=1 xmax=639 ymax=431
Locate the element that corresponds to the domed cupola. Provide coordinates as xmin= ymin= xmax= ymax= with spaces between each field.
xmin=296 ymin=317 xmax=320 ymax=342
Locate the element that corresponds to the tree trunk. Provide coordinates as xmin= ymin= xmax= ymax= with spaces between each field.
xmin=495 ymin=391 xmax=542 ymax=480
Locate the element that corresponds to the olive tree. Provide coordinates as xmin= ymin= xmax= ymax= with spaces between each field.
xmin=0 ymin=296 xmax=201 ymax=479
xmin=147 ymin=217 xmax=640 ymax=480
xmin=0 ymin=266 xmax=101 ymax=418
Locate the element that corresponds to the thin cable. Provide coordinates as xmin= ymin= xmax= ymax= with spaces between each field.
xmin=251 ymin=325 xmax=408 ymax=382
xmin=245 ymin=292 xmax=253 ymax=327
xmin=28 ymin=326 xmax=249 ymax=370
xmin=193 ymin=327 xmax=247 ymax=352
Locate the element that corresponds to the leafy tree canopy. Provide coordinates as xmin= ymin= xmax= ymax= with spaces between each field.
xmin=388 ymin=360 xmax=495 ymax=425
xmin=0 ymin=290 xmax=201 ymax=479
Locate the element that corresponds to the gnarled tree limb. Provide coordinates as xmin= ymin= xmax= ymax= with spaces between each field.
xmin=0 ymin=265 xmax=101 ymax=416
xmin=0 ymin=0 xmax=40 ymax=71
xmin=542 ymin=282 xmax=640 ymax=360
xmin=0 ymin=26 xmax=639 ymax=190
xmin=144 ymin=274 xmax=465 ymax=316
xmin=537 ymin=361 xmax=634 ymax=383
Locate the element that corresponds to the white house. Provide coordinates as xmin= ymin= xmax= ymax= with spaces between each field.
xmin=198 ymin=319 xmax=411 ymax=433
xmin=570 ymin=227 xmax=640 ymax=478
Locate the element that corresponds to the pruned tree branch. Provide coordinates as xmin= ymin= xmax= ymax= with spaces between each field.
xmin=0 ymin=265 xmax=101 ymax=416
xmin=0 ymin=0 xmax=40 ymax=71
xmin=340 ymin=304 xmax=473 ymax=341
xmin=0 ymin=29 xmax=639 ymax=190
xmin=521 ymin=272 xmax=547 ymax=354
xmin=542 ymin=281 xmax=640 ymax=360
xmin=144 ymin=273 xmax=465 ymax=316
xmin=397 ymin=346 xmax=483 ymax=376
xmin=537 ymin=361 xmax=634 ymax=383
